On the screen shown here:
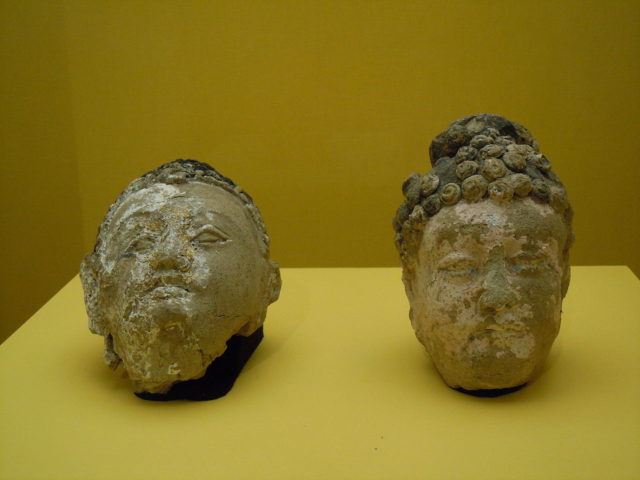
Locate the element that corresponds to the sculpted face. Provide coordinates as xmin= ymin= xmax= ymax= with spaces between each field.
xmin=395 ymin=114 xmax=573 ymax=391
xmin=91 ymin=181 xmax=276 ymax=394
xmin=407 ymin=198 xmax=570 ymax=390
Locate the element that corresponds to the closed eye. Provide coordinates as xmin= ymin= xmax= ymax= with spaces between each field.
xmin=123 ymin=234 xmax=155 ymax=256
xmin=191 ymin=226 xmax=230 ymax=247
xmin=509 ymin=252 xmax=547 ymax=273
xmin=438 ymin=255 xmax=477 ymax=276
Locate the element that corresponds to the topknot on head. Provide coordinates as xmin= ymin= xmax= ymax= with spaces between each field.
xmin=394 ymin=114 xmax=573 ymax=269
xmin=429 ymin=113 xmax=539 ymax=167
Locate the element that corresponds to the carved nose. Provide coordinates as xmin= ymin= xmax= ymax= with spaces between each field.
xmin=479 ymin=268 xmax=518 ymax=313
xmin=155 ymin=250 xmax=189 ymax=272
xmin=157 ymin=255 xmax=181 ymax=270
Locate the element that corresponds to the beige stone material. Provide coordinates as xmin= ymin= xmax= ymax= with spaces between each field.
xmin=394 ymin=114 xmax=574 ymax=391
xmin=80 ymin=160 xmax=281 ymax=394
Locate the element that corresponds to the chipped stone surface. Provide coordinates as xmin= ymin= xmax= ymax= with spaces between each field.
xmin=394 ymin=114 xmax=574 ymax=391
xmin=80 ymin=160 xmax=281 ymax=394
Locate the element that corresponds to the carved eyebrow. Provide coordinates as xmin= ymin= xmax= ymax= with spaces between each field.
xmin=432 ymin=222 xmax=491 ymax=242
xmin=205 ymin=211 xmax=234 ymax=222
xmin=193 ymin=209 xmax=244 ymax=231
xmin=516 ymin=239 xmax=557 ymax=255
xmin=512 ymin=249 xmax=547 ymax=258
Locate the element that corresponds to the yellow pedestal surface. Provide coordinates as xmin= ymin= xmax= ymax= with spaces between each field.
xmin=1 ymin=267 xmax=639 ymax=479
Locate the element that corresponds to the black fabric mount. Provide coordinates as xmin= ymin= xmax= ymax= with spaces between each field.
xmin=135 ymin=327 xmax=263 ymax=402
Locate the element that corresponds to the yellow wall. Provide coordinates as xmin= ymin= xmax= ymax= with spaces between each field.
xmin=64 ymin=0 xmax=640 ymax=269
xmin=2 ymin=0 xmax=639 ymax=342
xmin=0 ymin=0 xmax=84 ymax=342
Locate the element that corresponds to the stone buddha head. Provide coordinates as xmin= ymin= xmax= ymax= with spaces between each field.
xmin=80 ymin=160 xmax=281 ymax=394
xmin=393 ymin=114 xmax=574 ymax=391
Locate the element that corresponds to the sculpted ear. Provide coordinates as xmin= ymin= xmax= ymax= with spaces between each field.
xmin=561 ymin=265 xmax=571 ymax=299
xmin=560 ymin=229 xmax=574 ymax=299
xmin=80 ymin=253 xmax=108 ymax=335
xmin=237 ymin=260 xmax=281 ymax=337
xmin=267 ymin=260 xmax=282 ymax=305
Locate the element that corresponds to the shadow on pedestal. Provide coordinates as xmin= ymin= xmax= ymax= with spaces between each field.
xmin=455 ymin=383 xmax=526 ymax=398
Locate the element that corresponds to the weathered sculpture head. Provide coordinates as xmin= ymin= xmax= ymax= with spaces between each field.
xmin=393 ymin=114 xmax=574 ymax=391
xmin=81 ymin=160 xmax=281 ymax=394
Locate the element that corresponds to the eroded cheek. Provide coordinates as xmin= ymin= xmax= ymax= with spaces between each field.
xmin=426 ymin=274 xmax=483 ymax=328
xmin=529 ymin=287 xmax=562 ymax=332
xmin=189 ymin=253 xmax=210 ymax=290
xmin=120 ymin=258 xmax=154 ymax=293
xmin=529 ymin=238 xmax=564 ymax=277
xmin=515 ymin=272 xmax=561 ymax=317
xmin=418 ymin=288 xmax=473 ymax=361
xmin=102 ymin=257 xmax=156 ymax=323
